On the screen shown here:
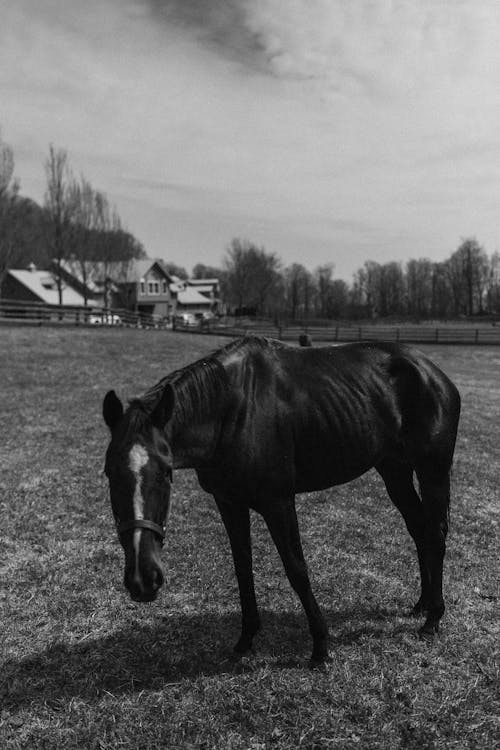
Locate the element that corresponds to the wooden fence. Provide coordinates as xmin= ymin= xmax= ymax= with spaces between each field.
xmin=2 ymin=299 xmax=500 ymax=344
xmin=176 ymin=320 xmax=500 ymax=345
xmin=0 ymin=299 xmax=167 ymax=329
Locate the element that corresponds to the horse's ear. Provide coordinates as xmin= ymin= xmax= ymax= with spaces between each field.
xmin=150 ymin=384 xmax=175 ymax=429
xmin=103 ymin=390 xmax=124 ymax=432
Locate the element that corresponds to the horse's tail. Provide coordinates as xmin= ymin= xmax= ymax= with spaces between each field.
xmin=389 ymin=351 xmax=460 ymax=523
xmin=389 ymin=352 xmax=460 ymax=459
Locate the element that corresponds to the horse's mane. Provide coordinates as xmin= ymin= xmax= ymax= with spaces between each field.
xmin=127 ymin=337 xmax=262 ymax=428
xmin=120 ymin=336 xmax=285 ymax=436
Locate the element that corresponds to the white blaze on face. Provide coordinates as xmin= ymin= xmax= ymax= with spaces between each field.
xmin=128 ymin=443 xmax=149 ymax=589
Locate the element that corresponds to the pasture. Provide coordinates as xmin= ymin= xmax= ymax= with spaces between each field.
xmin=1 ymin=327 xmax=499 ymax=749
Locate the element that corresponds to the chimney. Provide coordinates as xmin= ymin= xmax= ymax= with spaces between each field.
xmin=27 ymin=262 xmax=37 ymax=273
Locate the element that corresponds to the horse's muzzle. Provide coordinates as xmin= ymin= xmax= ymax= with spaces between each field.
xmin=124 ymin=563 xmax=164 ymax=603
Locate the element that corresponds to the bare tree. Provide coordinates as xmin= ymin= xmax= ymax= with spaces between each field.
xmin=222 ymin=238 xmax=282 ymax=316
xmin=0 ymin=133 xmax=21 ymax=295
xmin=64 ymin=176 xmax=96 ymax=305
xmin=445 ymin=238 xmax=488 ymax=316
xmin=44 ymin=145 xmax=76 ymax=304
xmin=314 ymin=264 xmax=335 ymax=318
xmin=485 ymin=251 xmax=500 ymax=315
xmin=192 ymin=263 xmax=220 ymax=280
xmin=406 ymin=258 xmax=434 ymax=319
xmin=284 ymin=263 xmax=313 ymax=320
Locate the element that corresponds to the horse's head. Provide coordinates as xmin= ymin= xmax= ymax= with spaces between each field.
xmin=102 ymin=386 xmax=174 ymax=603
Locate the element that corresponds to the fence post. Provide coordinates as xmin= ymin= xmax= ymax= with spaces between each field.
xmin=475 ymin=328 xmax=479 ymax=344
xmin=435 ymin=328 xmax=439 ymax=342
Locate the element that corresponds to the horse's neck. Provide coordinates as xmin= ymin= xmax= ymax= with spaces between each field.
xmin=168 ymin=418 xmax=219 ymax=469
xmin=166 ymin=384 xmax=224 ymax=470
xmin=156 ymin=355 xmax=230 ymax=469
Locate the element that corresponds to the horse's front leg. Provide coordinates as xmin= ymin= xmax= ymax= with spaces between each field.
xmin=214 ymin=495 xmax=261 ymax=656
xmin=262 ymin=497 xmax=330 ymax=668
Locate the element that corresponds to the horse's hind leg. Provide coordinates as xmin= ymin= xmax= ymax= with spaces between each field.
xmin=376 ymin=459 xmax=431 ymax=617
xmin=414 ymin=461 xmax=451 ymax=637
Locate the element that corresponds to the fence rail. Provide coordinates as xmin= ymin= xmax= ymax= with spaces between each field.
xmin=3 ymin=299 xmax=500 ymax=344
xmin=0 ymin=299 xmax=170 ymax=329
xmin=177 ymin=320 xmax=500 ymax=345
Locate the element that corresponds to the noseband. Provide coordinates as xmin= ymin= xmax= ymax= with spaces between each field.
xmin=116 ymin=518 xmax=166 ymax=545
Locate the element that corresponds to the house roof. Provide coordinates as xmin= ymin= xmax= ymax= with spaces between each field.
xmin=187 ymin=278 xmax=219 ymax=286
xmin=177 ymin=286 xmax=213 ymax=306
xmin=59 ymin=259 xmax=173 ymax=288
xmin=169 ymin=281 xmax=185 ymax=293
xmin=129 ymin=259 xmax=171 ymax=281
xmin=9 ymin=269 xmax=96 ymax=306
xmin=187 ymin=284 xmax=215 ymax=296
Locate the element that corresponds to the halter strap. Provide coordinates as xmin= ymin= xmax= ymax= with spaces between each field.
xmin=117 ymin=518 xmax=166 ymax=544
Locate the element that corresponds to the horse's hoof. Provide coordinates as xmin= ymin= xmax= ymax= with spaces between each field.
xmin=230 ymin=649 xmax=257 ymax=672
xmin=410 ymin=600 xmax=429 ymax=618
xmin=309 ymin=653 xmax=333 ymax=671
xmin=418 ymin=624 xmax=439 ymax=641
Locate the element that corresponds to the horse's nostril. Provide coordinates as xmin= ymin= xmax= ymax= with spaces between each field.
xmin=151 ymin=567 xmax=164 ymax=591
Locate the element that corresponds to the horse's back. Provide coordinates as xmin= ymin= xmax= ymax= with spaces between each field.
xmin=213 ymin=338 xmax=460 ymax=495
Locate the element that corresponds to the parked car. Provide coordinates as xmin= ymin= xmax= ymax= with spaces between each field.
xmin=89 ymin=312 xmax=121 ymax=326
xmin=174 ymin=313 xmax=198 ymax=328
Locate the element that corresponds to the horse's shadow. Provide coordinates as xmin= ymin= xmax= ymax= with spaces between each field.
xmin=2 ymin=605 xmax=415 ymax=710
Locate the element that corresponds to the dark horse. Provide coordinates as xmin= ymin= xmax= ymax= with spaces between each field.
xmin=102 ymin=337 xmax=460 ymax=667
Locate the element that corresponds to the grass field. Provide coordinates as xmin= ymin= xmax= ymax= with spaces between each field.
xmin=1 ymin=327 xmax=499 ymax=749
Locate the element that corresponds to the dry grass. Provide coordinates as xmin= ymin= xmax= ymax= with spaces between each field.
xmin=1 ymin=327 xmax=499 ymax=749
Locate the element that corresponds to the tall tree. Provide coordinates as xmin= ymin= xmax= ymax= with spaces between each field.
xmin=0 ymin=133 xmax=21 ymax=295
xmin=446 ymin=238 xmax=488 ymax=316
xmin=65 ymin=176 xmax=95 ymax=305
xmin=44 ymin=145 xmax=75 ymax=304
xmin=161 ymin=261 xmax=188 ymax=280
xmin=314 ymin=263 xmax=335 ymax=318
xmin=485 ymin=251 xmax=500 ymax=315
xmin=284 ymin=263 xmax=313 ymax=320
xmin=406 ymin=258 xmax=433 ymax=319
xmin=222 ymin=238 xmax=282 ymax=316
xmin=192 ymin=263 xmax=221 ymax=280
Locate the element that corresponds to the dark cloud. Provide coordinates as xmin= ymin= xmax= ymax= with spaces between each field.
xmin=141 ymin=0 xmax=268 ymax=70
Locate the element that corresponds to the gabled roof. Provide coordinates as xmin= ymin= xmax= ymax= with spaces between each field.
xmin=129 ymin=259 xmax=172 ymax=281
xmin=59 ymin=259 xmax=173 ymax=288
xmin=177 ymin=286 xmax=213 ymax=306
xmin=8 ymin=269 xmax=96 ymax=306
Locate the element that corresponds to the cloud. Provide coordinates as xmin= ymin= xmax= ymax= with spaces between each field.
xmin=2 ymin=0 xmax=500 ymax=278
xmin=141 ymin=0 xmax=268 ymax=70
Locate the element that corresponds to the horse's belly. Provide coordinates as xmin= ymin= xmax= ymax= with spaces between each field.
xmin=293 ymin=433 xmax=384 ymax=493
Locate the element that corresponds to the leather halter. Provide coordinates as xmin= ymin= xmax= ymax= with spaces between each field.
xmin=116 ymin=518 xmax=166 ymax=544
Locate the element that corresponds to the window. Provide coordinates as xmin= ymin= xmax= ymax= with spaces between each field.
xmin=140 ymin=279 xmax=145 ymax=294
xmin=163 ymin=280 xmax=168 ymax=294
xmin=148 ymin=281 xmax=159 ymax=295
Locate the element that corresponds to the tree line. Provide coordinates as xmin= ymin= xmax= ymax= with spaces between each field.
xmin=2 ymin=131 xmax=499 ymax=319
xmin=196 ymin=236 xmax=499 ymax=321
xmin=0 ymin=134 xmax=144 ymax=304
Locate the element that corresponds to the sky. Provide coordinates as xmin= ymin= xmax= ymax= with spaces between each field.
xmin=1 ymin=0 xmax=500 ymax=280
